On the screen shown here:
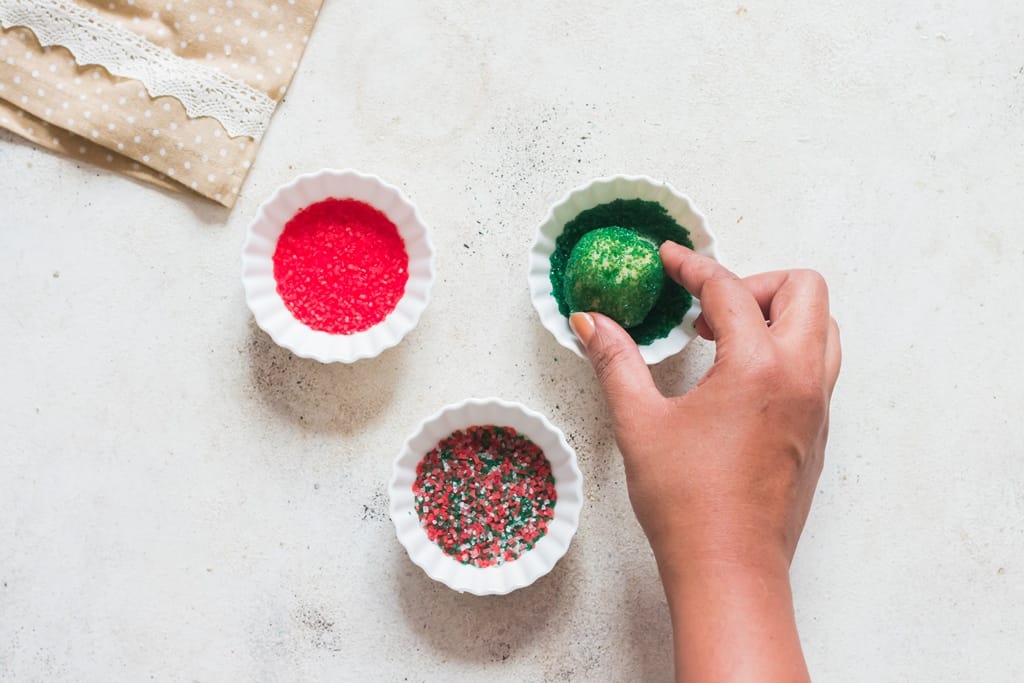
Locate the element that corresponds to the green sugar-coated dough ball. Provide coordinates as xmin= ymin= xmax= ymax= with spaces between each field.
xmin=563 ymin=227 xmax=664 ymax=328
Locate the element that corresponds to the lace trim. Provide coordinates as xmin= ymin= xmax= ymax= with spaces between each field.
xmin=0 ymin=0 xmax=275 ymax=139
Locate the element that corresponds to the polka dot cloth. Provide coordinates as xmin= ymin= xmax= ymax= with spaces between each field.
xmin=0 ymin=0 xmax=322 ymax=208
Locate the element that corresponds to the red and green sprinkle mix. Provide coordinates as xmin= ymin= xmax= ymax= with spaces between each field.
xmin=413 ymin=425 xmax=557 ymax=568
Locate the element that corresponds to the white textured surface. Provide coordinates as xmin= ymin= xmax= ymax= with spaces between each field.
xmin=2 ymin=1 xmax=1023 ymax=681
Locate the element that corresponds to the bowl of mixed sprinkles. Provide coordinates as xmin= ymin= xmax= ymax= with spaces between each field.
xmin=389 ymin=397 xmax=582 ymax=595
xmin=528 ymin=175 xmax=721 ymax=364
xmin=242 ymin=168 xmax=435 ymax=363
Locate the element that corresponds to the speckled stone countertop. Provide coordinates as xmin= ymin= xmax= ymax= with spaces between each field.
xmin=2 ymin=1 xmax=1023 ymax=681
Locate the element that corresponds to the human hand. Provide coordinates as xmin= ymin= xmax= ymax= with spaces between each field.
xmin=569 ymin=241 xmax=840 ymax=681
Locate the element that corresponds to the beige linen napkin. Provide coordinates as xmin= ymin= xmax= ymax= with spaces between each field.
xmin=0 ymin=0 xmax=323 ymax=208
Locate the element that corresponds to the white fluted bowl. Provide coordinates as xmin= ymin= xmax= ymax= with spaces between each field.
xmin=242 ymin=169 xmax=435 ymax=363
xmin=389 ymin=398 xmax=583 ymax=595
xmin=528 ymin=175 xmax=720 ymax=364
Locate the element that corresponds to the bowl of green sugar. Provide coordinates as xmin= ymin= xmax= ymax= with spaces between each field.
xmin=528 ymin=175 xmax=721 ymax=364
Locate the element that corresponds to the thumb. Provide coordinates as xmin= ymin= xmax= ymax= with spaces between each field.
xmin=570 ymin=312 xmax=660 ymax=421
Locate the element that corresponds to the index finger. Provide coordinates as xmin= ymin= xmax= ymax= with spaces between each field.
xmin=658 ymin=242 xmax=769 ymax=344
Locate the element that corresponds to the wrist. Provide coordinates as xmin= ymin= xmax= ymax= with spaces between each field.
xmin=656 ymin=544 xmax=792 ymax=615
xmin=646 ymin=512 xmax=793 ymax=587
xmin=654 ymin=541 xmax=808 ymax=683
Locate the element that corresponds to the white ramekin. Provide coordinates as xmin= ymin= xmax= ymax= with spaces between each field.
xmin=242 ymin=168 xmax=435 ymax=363
xmin=528 ymin=174 xmax=721 ymax=364
xmin=389 ymin=397 xmax=583 ymax=596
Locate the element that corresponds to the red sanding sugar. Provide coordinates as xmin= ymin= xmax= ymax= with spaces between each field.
xmin=273 ymin=198 xmax=409 ymax=335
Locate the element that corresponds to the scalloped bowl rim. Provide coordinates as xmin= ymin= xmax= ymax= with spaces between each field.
xmin=388 ymin=397 xmax=583 ymax=596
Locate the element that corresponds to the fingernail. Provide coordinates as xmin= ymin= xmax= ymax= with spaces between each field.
xmin=569 ymin=312 xmax=595 ymax=348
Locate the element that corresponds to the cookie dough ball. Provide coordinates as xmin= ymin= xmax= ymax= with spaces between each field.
xmin=563 ymin=227 xmax=664 ymax=328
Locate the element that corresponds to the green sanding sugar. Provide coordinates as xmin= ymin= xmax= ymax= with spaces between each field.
xmin=550 ymin=198 xmax=694 ymax=345
xmin=564 ymin=227 xmax=664 ymax=328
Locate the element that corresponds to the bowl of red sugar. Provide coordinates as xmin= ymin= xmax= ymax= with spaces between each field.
xmin=242 ymin=169 xmax=435 ymax=362
xmin=389 ymin=397 xmax=583 ymax=595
